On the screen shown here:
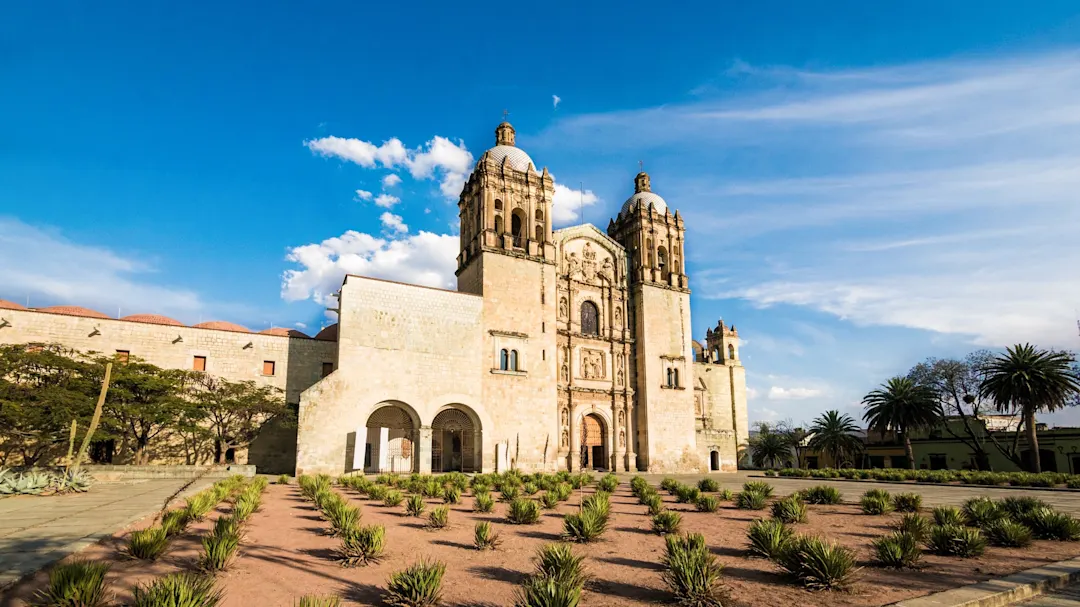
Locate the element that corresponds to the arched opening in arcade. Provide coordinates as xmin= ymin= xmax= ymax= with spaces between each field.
xmin=710 ymin=450 xmax=720 ymax=471
xmin=432 ymin=405 xmax=482 ymax=473
xmin=364 ymin=402 xmax=418 ymax=473
xmin=580 ymin=413 xmax=608 ymax=471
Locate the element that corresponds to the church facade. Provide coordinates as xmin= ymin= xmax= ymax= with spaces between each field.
xmin=294 ymin=122 xmax=748 ymax=475
xmin=0 ymin=121 xmax=748 ymax=475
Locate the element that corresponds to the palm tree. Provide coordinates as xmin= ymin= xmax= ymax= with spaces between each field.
xmin=749 ymin=424 xmax=791 ymax=469
xmin=808 ymin=410 xmax=863 ymax=468
xmin=979 ymin=344 xmax=1080 ymax=473
xmin=863 ymin=376 xmax=941 ymax=470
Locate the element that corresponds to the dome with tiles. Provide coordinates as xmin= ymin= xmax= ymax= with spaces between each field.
xmin=122 ymin=314 xmax=183 ymax=326
xmin=620 ymin=172 xmax=668 ymax=216
xmin=315 ymin=323 xmax=339 ymax=341
xmin=481 ymin=122 xmax=535 ymax=172
xmin=192 ymin=321 xmax=251 ymax=333
xmin=40 ymin=305 xmax=111 ymax=319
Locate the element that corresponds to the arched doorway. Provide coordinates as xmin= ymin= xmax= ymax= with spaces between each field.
xmin=432 ymin=407 xmax=479 ymax=472
xmin=710 ymin=450 xmax=720 ymax=471
xmin=580 ymin=413 xmax=607 ymax=471
xmin=365 ymin=404 xmax=416 ymax=473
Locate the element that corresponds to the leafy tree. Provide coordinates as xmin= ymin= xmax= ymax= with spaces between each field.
xmin=0 ymin=344 xmax=98 ymax=465
xmin=862 ymin=376 xmax=941 ymax=470
xmin=807 ymin=410 xmax=863 ymax=468
xmin=185 ymin=373 xmax=289 ymax=463
xmin=979 ymin=344 xmax=1080 ymax=473
xmin=908 ymin=352 xmax=1000 ymax=470
xmin=749 ymin=422 xmax=791 ymax=468
xmin=98 ymin=356 xmax=192 ymax=465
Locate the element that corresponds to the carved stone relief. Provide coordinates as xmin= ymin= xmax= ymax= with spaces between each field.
xmin=580 ymin=348 xmax=605 ymax=380
xmin=582 ymin=243 xmax=597 ymax=282
xmin=558 ymin=296 xmax=568 ymax=319
xmin=560 ymin=347 xmax=570 ymax=382
xmin=618 ymin=429 xmax=625 ymax=448
xmin=601 ymin=257 xmax=614 ymax=281
xmin=566 ymin=252 xmax=580 ymax=277
xmin=614 ymin=306 xmax=622 ymax=329
xmin=561 ymin=429 xmax=569 ymax=448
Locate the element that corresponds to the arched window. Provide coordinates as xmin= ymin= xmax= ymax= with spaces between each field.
xmin=713 ymin=347 xmax=721 ymax=362
xmin=509 ymin=350 xmax=519 ymax=371
xmin=511 ymin=210 xmax=526 ymax=247
xmin=728 ymin=344 xmax=735 ymax=360
xmin=494 ymin=199 xmax=503 ymax=211
xmin=500 ymin=349 xmax=509 ymax=370
xmin=580 ymin=301 xmax=599 ymax=336
xmin=494 ymin=215 xmax=503 ymax=235
xmin=666 ymin=368 xmax=674 ymax=387
xmin=657 ymin=246 xmax=668 ymax=271
xmin=673 ymin=368 xmax=680 ymax=387
xmin=646 ymin=238 xmax=654 ymax=267
xmin=534 ymin=209 xmax=544 ymax=222
xmin=535 ymin=225 xmax=543 ymax=242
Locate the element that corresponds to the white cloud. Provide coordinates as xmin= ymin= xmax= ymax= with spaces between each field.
xmin=354 ymin=189 xmax=373 ymax=201
xmin=305 ymin=136 xmax=407 ymax=168
xmin=0 ymin=218 xmax=205 ymax=319
xmin=281 ymin=230 xmax=458 ymax=308
xmin=373 ymin=194 xmax=400 ymax=209
xmin=308 ymin=134 xmax=472 ymax=199
xmin=295 ymin=322 xmax=307 ymax=329
xmin=746 ymin=386 xmax=759 ymax=400
xmin=767 ymin=386 xmax=823 ymax=400
xmin=380 ymin=212 xmax=408 ymax=233
xmin=551 ymin=181 xmax=600 ymax=226
xmin=553 ymin=94 xmax=561 ymax=109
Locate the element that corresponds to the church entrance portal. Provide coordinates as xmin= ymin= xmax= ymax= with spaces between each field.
xmin=364 ymin=404 xmax=417 ymax=473
xmin=432 ymin=407 xmax=478 ymax=472
xmin=580 ymin=414 xmax=607 ymax=471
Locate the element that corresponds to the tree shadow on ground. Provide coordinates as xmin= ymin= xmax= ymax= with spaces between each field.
xmin=613 ymin=526 xmax=654 ymax=536
xmin=431 ymin=539 xmax=475 ymax=550
xmin=467 ymin=565 xmax=528 ymax=585
xmin=586 ymin=578 xmax=669 ymax=602
xmin=515 ymin=529 xmax=563 ymax=541
xmin=597 ymin=555 xmax=664 ymax=571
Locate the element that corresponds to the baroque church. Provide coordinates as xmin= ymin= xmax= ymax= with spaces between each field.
xmin=294 ymin=121 xmax=748 ymax=475
xmin=0 ymin=121 xmax=748 ymax=475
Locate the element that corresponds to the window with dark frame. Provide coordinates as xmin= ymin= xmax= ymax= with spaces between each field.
xmin=263 ymin=360 xmax=276 ymax=376
xmin=580 ymin=301 xmax=599 ymax=336
xmin=115 ymin=350 xmax=130 ymax=363
xmin=193 ymin=355 xmax=207 ymax=372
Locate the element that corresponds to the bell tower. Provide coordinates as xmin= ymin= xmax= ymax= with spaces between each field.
xmin=609 ymin=172 xmax=700 ymax=472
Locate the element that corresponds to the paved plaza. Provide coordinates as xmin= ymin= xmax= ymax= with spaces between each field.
xmin=0 ymin=478 xmax=211 ymax=590
xmin=1021 ymin=586 xmax=1080 ymax=606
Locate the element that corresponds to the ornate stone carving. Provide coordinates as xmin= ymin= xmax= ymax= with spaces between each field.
xmin=580 ymin=348 xmax=605 ymax=379
xmin=601 ymin=257 xmax=614 ymax=281
xmin=618 ymin=429 xmax=625 ymax=448
xmin=566 ymin=252 xmax=579 ymax=277
xmin=561 ymin=407 xmax=568 ymax=427
xmin=618 ymin=409 xmax=625 ymax=427
xmin=614 ymin=306 xmax=622 ymax=329
xmin=561 ymin=429 xmax=569 ymax=448
xmin=582 ymin=243 xmax=597 ymax=281
xmin=558 ymin=296 xmax=568 ymax=319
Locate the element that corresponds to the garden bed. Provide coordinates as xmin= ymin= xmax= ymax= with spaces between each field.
xmin=4 ymin=477 xmax=1080 ymax=607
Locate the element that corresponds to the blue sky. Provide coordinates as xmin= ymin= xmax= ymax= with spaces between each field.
xmin=3 ymin=1 xmax=1080 ymax=425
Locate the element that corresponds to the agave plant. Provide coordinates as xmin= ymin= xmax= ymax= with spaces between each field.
xmin=337 ymin=524 xmax=385 ymax=566
xmin=507 ymin=498 xmax=541 ymax=524
xmin=777 ymin=535 xmax=860 ymax=590
xmin=127 ymin=526 xmax=169 ymax=560
xmin=34 ymin=559 xmax=112 ymax=607
xmin=474 ymin=521 xmax=502 ymax=550
xmin=873 ymin=531 xmax=921 ymax=568
xmin=661 ymin=533 xmax=728 ymax=607
xmin=747 ymin=518 xmax=793 ymax=560
xmin=131 ymin=573 xmax=223 ymax=607
xmin=385 ymin=559 xmax=445 ymax=607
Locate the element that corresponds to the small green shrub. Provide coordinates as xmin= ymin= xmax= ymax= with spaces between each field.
xmin=199 ymin=528 xmax=240 ymax=572
xmin=540 ymin=491 xmax=560 ymax=509
xmin=661 ymin=533 xmax=729 ymax=607
xmin=131 ymin=572 xmax=223 ymax=607
xmin=873 ymin=531 xmax=921 ymax=568
xmin=295 ymin=596 xmax=341 ymax=607
xmin=962 ymin=497 xmax=1005 ymax=529
xmin=770 ymin=496 xmax=807 ymax=524
xmin=998 ymin=496 xmax=1050 ymax=520
xmin=564 ymin=504 xmax=608 ymax=543
xmin=127 ymin=526 xmax=169 ymax=560
xmin=661 ymin=477 xmax=680 ymax=493
xmin=652 ymin=510 xmax=682 ymax=535
xmin=717 ymin=488 xmax=734 ymax=501
xmin=742 ymin=481 xmax=774 ymax=497
xmin=747 ymin=518 xmax=793 ymax=560
xmin=860 ymin=494 xmax=893 ymax=515
xmin=385 ymin=559 xmax=445 ymax=607
xmin=926 ymin=524 xmax=987 ymax=557
xmin=337 ymin=524 xmax=385 ymax=566
xmin=277 ymin=474 xmax=290 ymax=485
xmin=366 ymin=484 xmax=388 ymax=501
xmin=474 ymin=521 xmax=501 ymax=550
xmin=442 ymin=486 xmax=461 ymax=504
xmin=892 ymin=493 xmax=922 ymax=513
xmin=932 ymin=506 xmax=964 ymax=526
xmin=501 ymin=485 xmax=521 ymax=502
xmin=513 ymin=573 xmax=583 ymax=607
xmin=696 ymin=495 xmax=721 ymax=513
xmin=735 ymin=490 xmax=767 ymax=510
xmin=675 ymin=485 xmax=701 ymax=504
xmin=185 ymin=492 xmax=217 ymax=521
xmin=698 ymin=478 xmax=720 ymax=493
xmin=383 ymin=490 xmax=404 ymax=507
xmin=161 ymin=509 xmax=191 ymax=537
xmin=428 ymin=505 xmax=450 ymax=530
xmin=986 ymin=519 xmax=1033 ymax=548
xmin=326 ymin=504 xmax=361 ymax=536
xmin=406 ymin=494 xmax=425 ymax=517
xmin=534 ymin=542 xmax=588 ymax=588
xmin=34 ymin=559 xmax=111 ymax=607
xmin=233 ymin=492 xmax=260 ymax=522
xmin=1022 ymin=507 xmax=1080 ymax=541
xmin=630 ymin=476 xmax=650 ymax=496
xmin=895 ymin=513 xmax=931 ymax=540
xmin=597 ymin=474 xmax=619 ymax=493
xmin=474 ymin=493 xmax=495 ymax=513
xmin=555 ymin=483 xmax=573 ymax=502
xmin=798 ymin=485 xmax=842 ymax=505
xmin=508 ymin=498 xmax=541 ymax=524
xmin=777 ymin=535 xmax=859 ymax=590
xmin=863 ymin=488 xmax=890 ymax=500
xmin=521 ymin=482 xmax=538 ymax=496
xmin=645 ymin=494 xmax=666 ymax=516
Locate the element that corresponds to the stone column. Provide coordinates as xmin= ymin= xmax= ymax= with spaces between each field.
xmin=377 ymin=427 xmax=390 ymax=473
xmin=569 ymin=408 xmax=582 ymax=471
xmin=418 ymin=426 xmax=433 ymax=474
xmin=473 ymin=430 xmax=484 ymax=473
xmin=625 ymin=402 xmax=638 ymax=472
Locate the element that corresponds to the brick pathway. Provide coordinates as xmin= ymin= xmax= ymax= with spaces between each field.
xmin=629 ymin=471 xmax=1080 ymax=515
xmin=0 ymin=478 xmax=211 ymax=589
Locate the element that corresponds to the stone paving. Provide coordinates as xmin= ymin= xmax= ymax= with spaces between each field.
xmin=631 ymin=471 xmax=1080 ymax=515
xmin=0 ymin=478 xmax=212 ymax=589
xmin=1020 ymin=586 xmax=1080 ymax=606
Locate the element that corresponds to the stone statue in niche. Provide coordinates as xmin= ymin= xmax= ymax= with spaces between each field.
xmin=618 ymin=409 xmax=625 ymax=426
xmin=582 ymin=243 xmax=597 ymax=281
xmin=601 ymin=257 xmax=614 ymax=281
xmin=580 ymin=349 xmax=605 ymax=379
xmin=566 ymin=252 xmax=580 ymax=277
xmin=560 ymin=362 xmax=568 ymax=382
xmin=694 ymin=395 xmax=703 ymax=416
xmin=561 ymin=407 xmax=569 ymax=427
xmin=614 ymin=306 xmax=622 ymax=329
xmin=558 ymin=296 xmax=568 ymax=319
xmin=561 ymin=429 xmax=569 ymax=448
xmin=618 ymin=429 xmax=625 ymax=448
xmin=616 ymin=367 xmax=624 ymax=386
